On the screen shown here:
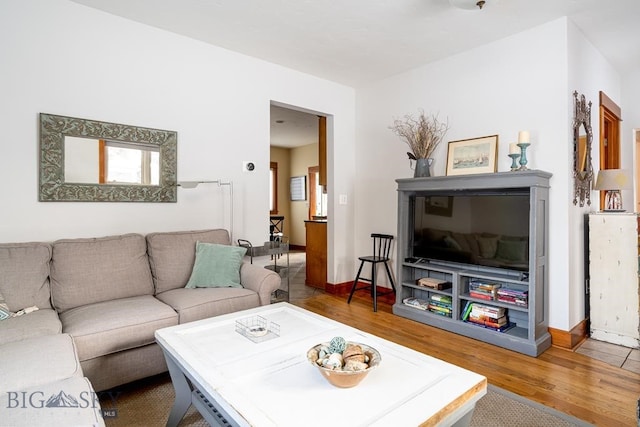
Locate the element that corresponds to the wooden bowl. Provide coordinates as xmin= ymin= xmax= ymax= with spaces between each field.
xmin=307 ymin=342 xmax=381 ymax=388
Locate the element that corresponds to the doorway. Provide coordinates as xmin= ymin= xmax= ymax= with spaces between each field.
xmin=598 ymin=91 xmax=622 ymax=210
xmin=269 ymin=102 xmax=328 ymax=249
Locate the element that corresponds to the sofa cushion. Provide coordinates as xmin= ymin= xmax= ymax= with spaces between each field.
xmin=496 ymin=239 xmax=528 ymax=262
xmin=0 ymin=308 xmax=62 ymax=345
xmin=424 ymin=228 xmax=450 ymax=244
xmin=0 ymin=376 xmax=105 ymax=427
xmin=50 ymin=234 xmax=154 ymax=313
xmin=443 ymin=235 xmax=462 ymax=251
xmin=185 ymin=242 xmax=246 ymax=289
xmin=477 ymin=235 xmax=500 ymax=258
xmin=450 ymin=232 xmax=472 ymax=253
xmin=0 ymin=333 xmax=82 ymax=392
xmin=146 ymin=229 xmax=231 ymax=294
xmin=0 ymin=242 xmax=52 ymax=311
xmin=156 ymin=287 xmax=259 ymax=324
xmin=59 ymin=295 xmax=178 ymax=362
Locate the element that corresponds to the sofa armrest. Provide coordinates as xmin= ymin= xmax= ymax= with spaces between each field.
xmin=240 ymin=263 xmax=281 ymax=305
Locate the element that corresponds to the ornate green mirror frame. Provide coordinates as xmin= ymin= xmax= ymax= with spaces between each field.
xmin=39 ymin=113 xmax=177 ymax=202
xmin=572 ymin=91 xmax=593 ymax=207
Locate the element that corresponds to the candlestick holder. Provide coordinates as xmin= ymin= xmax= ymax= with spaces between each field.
xmin=508 ymin=153 xmax=521 ymax=171
xmin=517 ymin=143 xmax=530 ymax=170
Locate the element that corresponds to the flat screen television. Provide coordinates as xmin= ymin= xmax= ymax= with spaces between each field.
xmin=411 ymin=190 xmax=530 ymax=273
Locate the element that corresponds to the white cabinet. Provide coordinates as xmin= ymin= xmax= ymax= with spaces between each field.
xmin=588 ymin=212 xmax=639 ymax=348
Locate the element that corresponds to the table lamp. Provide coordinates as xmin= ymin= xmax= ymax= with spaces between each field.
xmin=594 ymin=169 xmax=631 ymax=211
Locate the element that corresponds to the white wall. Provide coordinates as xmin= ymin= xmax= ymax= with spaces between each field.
xmin=622 ymin=75 xmax=640 ymax=211
xmin=2 ymin=0 xmax=632 ymax=333
xmin=567 ymin=20 xmax=622 ymax=329
xmin=356 ymin=18 xmax=581 ymax=330
xmin=0 ymin=0 xmax=355 ymax=286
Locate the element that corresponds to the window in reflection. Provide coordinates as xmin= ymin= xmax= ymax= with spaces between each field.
xmin=64 ymin=136 xmax=160 ymax=185
xmin=102 ymin=141 xmax=159 ymax=185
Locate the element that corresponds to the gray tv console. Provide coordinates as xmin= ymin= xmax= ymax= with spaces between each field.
xmin=393 ymin=170 xmax=552 ymax=357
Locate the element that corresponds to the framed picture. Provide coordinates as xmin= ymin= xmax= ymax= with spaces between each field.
xmin=446 ymin=135 xmax=498 ymax=176
xmin=424 ymin=196 xmax=453 ymax=217
xmin=290 ymin=176 xmax=306 ymax=201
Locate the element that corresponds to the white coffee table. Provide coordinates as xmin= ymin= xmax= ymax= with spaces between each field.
xmin=155 ymin=303 xmax=486 ymax=427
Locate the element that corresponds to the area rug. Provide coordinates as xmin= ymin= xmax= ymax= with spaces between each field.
xmin=99 ymin=374 xmax=592 ymax=426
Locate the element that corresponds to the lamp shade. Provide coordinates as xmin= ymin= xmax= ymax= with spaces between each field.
xmin=594 ymin=169 xmax=631 ymax=191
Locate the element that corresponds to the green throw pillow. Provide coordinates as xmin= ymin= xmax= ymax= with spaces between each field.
xmin=185 ymin=242 xmax=247 ymax=289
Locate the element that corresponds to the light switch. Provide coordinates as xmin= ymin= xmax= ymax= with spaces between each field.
xmin=339 ymin=194 xmax=348 ymax=205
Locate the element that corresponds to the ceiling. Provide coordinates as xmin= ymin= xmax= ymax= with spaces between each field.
xmin=71 ymin=0 xmax=640 ymax=147
xmin=270 ymin=105 xmax=319 ymax=148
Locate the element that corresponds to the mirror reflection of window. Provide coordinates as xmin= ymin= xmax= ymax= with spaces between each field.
xmin=103 ymin=141 xmax=159 ymax=185
xmin=64 ymin=136 xmax=160 ymax=185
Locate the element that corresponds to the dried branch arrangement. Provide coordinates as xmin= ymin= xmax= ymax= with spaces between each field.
xmin=389 ymin=110 xmax=449 ymax=160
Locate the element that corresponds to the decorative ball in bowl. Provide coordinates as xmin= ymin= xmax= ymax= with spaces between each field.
xmin=306 ymin=337 xmax=381 ymax=388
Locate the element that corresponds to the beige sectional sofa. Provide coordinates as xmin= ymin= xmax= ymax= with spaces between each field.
xmin=0 ymin=229 xmax=280 ymax=426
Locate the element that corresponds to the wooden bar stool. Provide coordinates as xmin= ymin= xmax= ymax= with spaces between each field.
xmin=347 ymin=233 xmax=396 ymax=312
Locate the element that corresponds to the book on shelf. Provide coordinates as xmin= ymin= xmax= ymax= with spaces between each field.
xmin=461 ymin=300 xmax=473 ymax=321
xmin=496 ymin=287 xmax=528 ymax=296
xmin=470 ymin=302 xmax=505 ymax=315
xmin=428 ymin=299 xmax=452 ymax=310
xmin=402 ymin=297 xmax=429 ymax=310
xmin=428 ymin=304 xmax=451 ymax=315
xmin=416 ymin=277 xmax=452 ymax=290
xmin=462 ymin=302 xmax=506 ymax=321
xmin=497 ymin=295 xmax=528 ymax=307
xmin=496 ymin=288 xmax=528 ymax=307
xmin=464 ymin=319 xmax=515 ymax=333
xmin=468 ymin=314 xmax=507 ymax=328
xmin=469 ymin=281 xmax=501 ymax=291
xmin=469 ymin=290 xmax=495 ymax=301
xmin=430 ymin=294 xmax=452 ymax=304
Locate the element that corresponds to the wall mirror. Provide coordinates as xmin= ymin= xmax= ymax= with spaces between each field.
xmin=572 ymin=91 xmax=593 ymax=207
xmin=39 ymin=113 xmax=177 ymax=202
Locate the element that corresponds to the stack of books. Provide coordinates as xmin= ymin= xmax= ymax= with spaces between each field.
xmin=416 ymin=277 xmax=452 ymax=290
xmin=468 ymin=281 xmax=501 ymax=301
xmin=462 ymin=302 xmax=513 ymax=332
xmin=497 ymin=287 xmax=529 ymax=307
xmin=428 ymin=294 xmax=452 ymax=317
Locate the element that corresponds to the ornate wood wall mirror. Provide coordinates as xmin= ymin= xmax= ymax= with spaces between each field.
xmin=39 ymin=113 xmax=177 ymax=202
xmin=572 ymin=91 xmax=594 ymax=207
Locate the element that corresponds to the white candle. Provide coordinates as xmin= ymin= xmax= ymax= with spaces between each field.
xmin=518 ymin=130 xmax=530 ymax=144
xmin=509 ymin=143 xmax=519 ymax=154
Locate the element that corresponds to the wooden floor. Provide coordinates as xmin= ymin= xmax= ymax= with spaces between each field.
xmin=293 ymin=290 xmax=640 ymax=426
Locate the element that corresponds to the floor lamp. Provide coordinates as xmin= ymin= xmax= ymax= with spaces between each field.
xmin=178 ymin=180 xmax=234 ymax=242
